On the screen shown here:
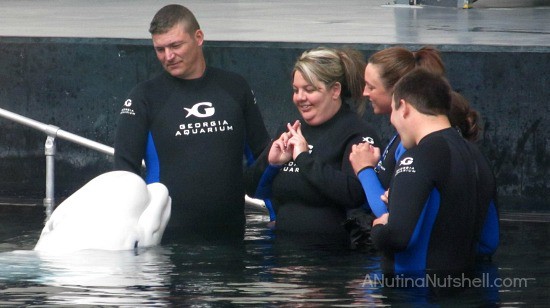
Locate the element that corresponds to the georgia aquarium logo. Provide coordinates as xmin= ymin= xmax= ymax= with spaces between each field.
xmin=399 ymin=157 xmax=414 ymax=166
xmin=184 ymin=102 xmax=215 ymax=118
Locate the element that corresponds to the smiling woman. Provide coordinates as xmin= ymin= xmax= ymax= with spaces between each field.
xmin=292 ymin=70 xmax=341 ymax=126
xmin=245 ymin=47 xmax=380 ymax=249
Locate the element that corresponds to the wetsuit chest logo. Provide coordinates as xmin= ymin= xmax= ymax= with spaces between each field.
xmin=184 ymin=102 xmax=215 ymax=118
xmin=363 ymin=136 xmax=375 ymax=144
xmin=281 ymin=145 xmax=313 ymax=173
xmin=395 ymin=157 xmax=416 ymax=176
xmin=399 ymin=157 xmax=414 ymax=166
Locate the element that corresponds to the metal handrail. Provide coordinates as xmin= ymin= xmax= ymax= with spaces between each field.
xmin=0 ymin=108 xmax=114 ymax=155
xmin=0 ymin=107 xmax=113 ymax=219
xmin=0 ymin=107 xmax=266 ymax=220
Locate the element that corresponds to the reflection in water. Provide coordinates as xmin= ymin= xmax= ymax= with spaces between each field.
xmin=0 ymin=210 xmax=548 ymax=306
xmin=38 ymin=248 xmax=173 ymax=306
xmin=0 ymin=247 xmax=173 ymax=306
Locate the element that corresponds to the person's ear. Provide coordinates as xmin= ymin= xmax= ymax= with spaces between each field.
xmin=400 ymin=99 xmax=411 ymax=118
xmin=331 ymin=82 xmax=342 ymax=100
xmin=194 ymin=29 xmax=204 ymax=46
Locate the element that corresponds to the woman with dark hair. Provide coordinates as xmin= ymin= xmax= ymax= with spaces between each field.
xmin=350 ymin=46 xmax=498 ymax=259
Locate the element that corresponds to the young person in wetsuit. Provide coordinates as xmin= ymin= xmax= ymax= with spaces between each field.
xmin=245 ymin=47 xmax=380 ymax=248
xmin=349 ymin=69 xmax=497 ymax=274
xmin=360 ymin=46 xmax=446 ymax=216
xmin=114 ymin=4 xmax=270 ymax=241
xmin=357 ymin=46 xmax=498 ymax=257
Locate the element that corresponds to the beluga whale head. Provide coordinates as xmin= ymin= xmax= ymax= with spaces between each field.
xmin=34 ymin=171 xmax=171 ymax=253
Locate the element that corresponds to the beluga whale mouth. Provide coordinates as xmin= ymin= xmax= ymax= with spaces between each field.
xmin=34 ymin=171 xmax=171 ymax=254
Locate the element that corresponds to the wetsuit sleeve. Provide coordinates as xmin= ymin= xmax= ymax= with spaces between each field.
xmin=244 ymin=139 xmax=277 ymax=198
xmin=477 ymin=199 xmax=500 ymax=256
xmin=294 ymin=133 xmax=371 ymax=209
xmin=356 ymin=140 xmax=406 ymax=217
xmin=357 ymin=168 xmax=388 ymax=217
xmin=243 ymin=139 xmax=279 ymax=222
xmin=470 ymin=143 xmax=500 ymax=257
xmin=113 ymin=87 xmax=148 ymax=175
xmin=242 ymin=88 xmax=270 ymax=165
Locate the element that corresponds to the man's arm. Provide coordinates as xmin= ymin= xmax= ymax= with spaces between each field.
xmin=243 ymin=89 xmax=270 ymax=165
xmin=114 ymin=92 xmax=149 ymax=176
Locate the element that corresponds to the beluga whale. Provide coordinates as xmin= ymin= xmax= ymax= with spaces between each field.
xmin=34 ymin=171 xmax=171 ymax=253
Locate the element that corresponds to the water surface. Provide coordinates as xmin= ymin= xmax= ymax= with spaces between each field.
xmin=0 ymin=206 xmax=548 ymax=306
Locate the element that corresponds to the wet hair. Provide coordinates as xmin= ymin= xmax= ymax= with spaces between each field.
xmin=149 ymin=4 xmax=200 ymax=35
xmin=293 ymin=47 xmax=367 ymax=115
xmin=393 ymin=68 xmax=451 ymax=116
xmin=368 ymin=46 xmax=445 ymax=91
xmin=449 ymin=91 xmax=482 ymax=141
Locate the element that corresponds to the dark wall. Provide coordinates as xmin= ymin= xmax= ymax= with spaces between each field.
xmin=0 ymin=37 xmax=548 ymax=211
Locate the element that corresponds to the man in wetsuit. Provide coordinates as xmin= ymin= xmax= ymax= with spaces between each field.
xmin=349 ymin=68 xmax=497 ymax=274
xmin=114 ymin=5 xmax=270 ymax=241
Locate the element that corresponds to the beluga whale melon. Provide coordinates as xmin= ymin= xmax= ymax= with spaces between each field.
xmin=34 ymin=171 xmax=171 ymax=253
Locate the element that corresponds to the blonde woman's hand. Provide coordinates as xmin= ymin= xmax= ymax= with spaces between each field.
xmin=286 ymin=121 xmax=309 ymax=160
xmin=267 ymin=120 xmax=301 ymax=165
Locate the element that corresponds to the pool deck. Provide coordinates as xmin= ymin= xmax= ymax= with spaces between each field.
xmin=0 ymin=0 xmax=548 ymax=50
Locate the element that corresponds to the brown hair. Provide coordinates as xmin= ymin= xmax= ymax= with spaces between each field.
xmin=368 ymin=46 xmax=445 ymax=91
xmin=393 ymin=68 xmax=452 ymax=116
xmin=149 ymin=4 xmax=200 ymax=35
xmin=449 ymin=91 xmax=482 ymax=141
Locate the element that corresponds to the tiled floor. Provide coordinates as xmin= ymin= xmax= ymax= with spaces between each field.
xmin=0 ymin=0 xmax=548 ymax=49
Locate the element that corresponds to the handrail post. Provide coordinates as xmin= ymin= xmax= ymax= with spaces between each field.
xmin=43 ymin=125 xmax=60 ymax=220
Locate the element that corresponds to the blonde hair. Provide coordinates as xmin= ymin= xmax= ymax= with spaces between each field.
xmin=293 ymin=47 xmax=367 ymax=115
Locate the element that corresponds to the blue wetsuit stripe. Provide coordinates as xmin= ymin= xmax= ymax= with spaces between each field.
xmin=144 ymin=132 xmax=160 ymax=184
xmin=264 ymin=199 xmax=276 ymax=221
xmin=395 ymin=189 xmax=440 ymax=273
xmin=477 ymin=200 xmax=500 ymax=255
xmin=255 ymin=165 xmax=280 ymax=222
xmin=249 ymin=148 xmax=278 ymax=222
xmin=244 ymin=143 xmax=255 ymax=166
xmin=357 ymin=168 xmax=388 ymax=217
xmin=255 ymin=164 xmax=280 ymax=199
xmin=358 ymin=138 xmax=406 ymax=218
xmin=395 ymin=142 xmax=406 ymax=162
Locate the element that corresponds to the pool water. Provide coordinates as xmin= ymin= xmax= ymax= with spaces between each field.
xmin=0 ymin=205 xmax=548 ymax=306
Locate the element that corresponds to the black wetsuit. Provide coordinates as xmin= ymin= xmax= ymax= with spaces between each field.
xmin=246 ymin=104 xmax=380 ymax=245
xmin=358 ymin=130 xmax=499 ymax=257
xmin=114 ymin=68 xmax=270 ymax=237
xmin=370 ymin=128 xmax=496 ymax=274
